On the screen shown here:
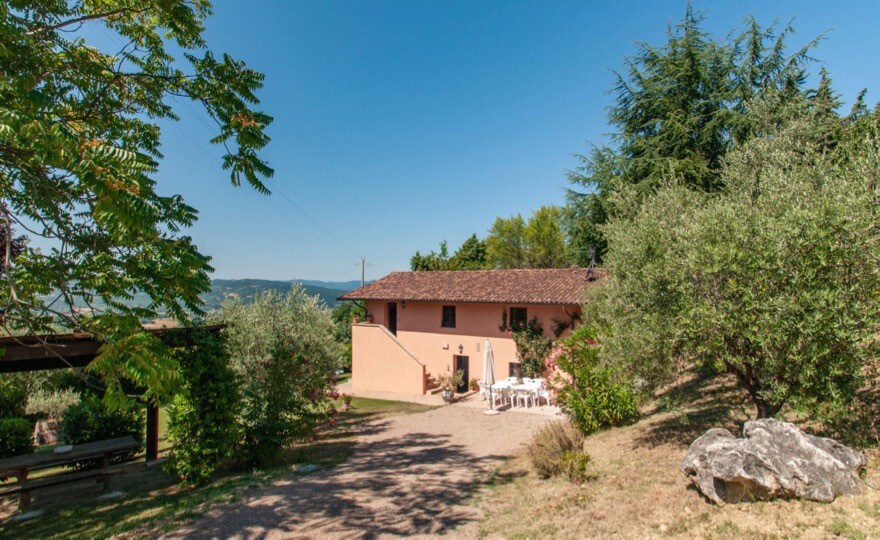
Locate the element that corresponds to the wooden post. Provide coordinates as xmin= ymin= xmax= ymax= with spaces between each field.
xmin=101 ymin=452 xmax=111 ymax=490
xmin=146 ymin=402 xmax=159 ymax=462
xmin=16 ymin=467 xmax=30 ymax=514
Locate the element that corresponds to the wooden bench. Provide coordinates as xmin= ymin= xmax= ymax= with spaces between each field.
xmin=0 ymin=436 xmax=140 ymax=514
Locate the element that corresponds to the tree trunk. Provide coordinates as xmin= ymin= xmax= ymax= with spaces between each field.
xmin=754 ymin=399 xmax=782 ymax=419
xmin=725 ymin=362 xmax=783 ymax=419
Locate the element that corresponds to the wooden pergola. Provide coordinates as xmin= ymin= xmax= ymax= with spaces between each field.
xmin=0 ymin=324 xmax=225 ymax=462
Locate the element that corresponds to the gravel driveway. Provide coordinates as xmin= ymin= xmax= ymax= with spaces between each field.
xmin=165 ymin=404 xmax=549 ymax=539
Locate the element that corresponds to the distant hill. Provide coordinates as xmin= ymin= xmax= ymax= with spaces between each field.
xmin=45 ymin=278 xmax=364 ymax=317
xmin=296 ymin=279 xmax=367 ymax=291
xmin=205 ymin=279 xmax=349 ymax=309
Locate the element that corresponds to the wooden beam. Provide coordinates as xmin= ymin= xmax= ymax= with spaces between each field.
xmin=0 ymin=325 xmax=225 ymax=467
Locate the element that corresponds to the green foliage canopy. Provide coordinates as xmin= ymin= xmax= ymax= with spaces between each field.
xmin=593 ymin=103 xmax=880 ymax=418
xmin=565 ymin=7 xmax=819 ymax=263
xmin=410 ymin=234 xmax=489 ymax=271
xmin=0 ymin=1 xmax=272 ymax=406
xmin=217 ymin=285 xmax=341 ymax=466
xmin=486 ymin=206 xmax=569 ymax=269
xmin=0 ymin=417 xmax=34 ymax=458
xmin=62 ymin=395 xmax=144 ymax=465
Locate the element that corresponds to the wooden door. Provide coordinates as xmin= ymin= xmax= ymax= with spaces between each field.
xmin=387 ymin=302 xmax=397 ymax=335
xmin=454 ymin=355 xmax=469 ymax=393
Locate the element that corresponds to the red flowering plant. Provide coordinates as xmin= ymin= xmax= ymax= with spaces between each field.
xmin=544 ymin=343 xmax=568 ymax=399
xmin=512 ymin=317 xmax=552 ymax=378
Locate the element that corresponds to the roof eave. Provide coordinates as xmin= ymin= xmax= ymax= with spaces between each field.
xmin=337 ymin=297 xmax=582 ymax=305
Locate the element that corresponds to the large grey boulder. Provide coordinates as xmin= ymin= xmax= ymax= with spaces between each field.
xmin=680 ymin=418 xmax=866 ymax=505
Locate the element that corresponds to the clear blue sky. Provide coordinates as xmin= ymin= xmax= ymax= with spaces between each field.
xmin=152 ymin=0 xmax=880 ymax=281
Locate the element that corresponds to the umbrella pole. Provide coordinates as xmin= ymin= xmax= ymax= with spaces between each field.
xmin=484 ymin=385 xmax=500 ymax=415
xmin=483 ymin=339 xmax=500 ymax=415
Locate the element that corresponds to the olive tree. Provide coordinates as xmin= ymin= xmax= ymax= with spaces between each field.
xmin=217 ymin=285 xmax=343 ymax=466
xmin=595 ymin=105 xmax=880 ymax=418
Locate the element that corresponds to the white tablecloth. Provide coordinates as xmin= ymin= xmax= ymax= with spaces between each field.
xmin=490 ymin=378 xmax=543 ymax=393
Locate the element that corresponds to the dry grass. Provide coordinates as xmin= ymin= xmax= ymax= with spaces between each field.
xmin=526 ymin=420 xmax=585 ymax=479
xmin=475 ymin=371 xmax=880 ymax=539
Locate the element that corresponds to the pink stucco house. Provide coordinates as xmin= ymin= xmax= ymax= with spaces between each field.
xmin=339 ymin=267 xmax=601 ymax=399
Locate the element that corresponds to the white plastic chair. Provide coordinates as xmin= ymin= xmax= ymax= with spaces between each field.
xmin=489 ymin=387 xmax=507 ymax=409
xmin=537 ymin=387 xmax=553 ymax=406
xmin=478 ymin=382 xmax=489 ymax=401
xmin=514 ymin=389 xmax=532 ymax=408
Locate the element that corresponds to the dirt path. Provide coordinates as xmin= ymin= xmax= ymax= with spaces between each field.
xmin=165 ymin=404 xmax=550 ymax=539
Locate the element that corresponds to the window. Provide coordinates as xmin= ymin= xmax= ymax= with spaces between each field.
xmin=509 ymin=362 xmax=522 ymax=378
xmin=441 ymin=305 xmax=456 ymax=328
xmin=509 ymin=307 xmax=528 ymax=330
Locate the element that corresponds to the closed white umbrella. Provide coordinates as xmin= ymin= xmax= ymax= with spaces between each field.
xmin=483 ymin=339 xmax=499 ymax=415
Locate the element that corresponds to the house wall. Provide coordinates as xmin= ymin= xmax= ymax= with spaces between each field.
xmin=353 ymin=300 xmax=580 ymax=396
xmin=350 ymin=323 xmax=426 ymax=395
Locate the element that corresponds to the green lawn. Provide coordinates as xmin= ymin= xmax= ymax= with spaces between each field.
xmin=0 ymin=397 xmax=435 ymax=539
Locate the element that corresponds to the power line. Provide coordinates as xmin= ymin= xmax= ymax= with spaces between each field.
xmin=169 ymin=95 xmax=362 ymax=264
xmin=97 ymin=25 xmax=366 ymax=271
xmin=166 ymin=121 xmax=357 ymax=264
xmin=264 ymin=198 xmax=359 ymax=265
xmin=264 ymin=178 xmax=359 ymax=258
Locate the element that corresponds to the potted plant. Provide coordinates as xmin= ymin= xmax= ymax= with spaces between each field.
xmin=341 ymin=394 xmax=354 ymax=412
xmin=469 ymin=378 xmax=480 ymax=392
xmin=436 ymin=369 xmax=464 ymax=403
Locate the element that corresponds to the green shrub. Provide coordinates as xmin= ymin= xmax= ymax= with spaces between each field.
xmin=218 ymin=285 xmax=341 ymax=467
xmin=513 ymin=317 xmax=553 ymax=378
xmin=166 ymin=331 xmax=241 ymax=486
xmin=0 ymin=418 xmax=34 ymax=458
xmin=555 ymin=326 xmax=639 ymax=435
xmin=238 ymin=343 xmax=330 ymax=467
xmin=561 ymin=450 xmax=592 ymax=483
xmin=25 ymin=388 xmax=81 ymax=420
xmin=61 ymin=396 xmax=144 ymax=467
xmin=0 ymin=375 xmax=29 ymax=418
xmin=527 ymin=419 xmax=585 ymax=479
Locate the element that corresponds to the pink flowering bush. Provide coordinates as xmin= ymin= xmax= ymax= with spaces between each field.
xmin=544 ymin=343 xmax=568 ymax=396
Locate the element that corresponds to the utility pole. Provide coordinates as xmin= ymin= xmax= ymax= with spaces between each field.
xmin=357 ymin=257 xmax=371 ymax=287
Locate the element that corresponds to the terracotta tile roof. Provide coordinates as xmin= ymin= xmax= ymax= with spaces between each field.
xmin=340 ymin=268 xmax=603 ymax=305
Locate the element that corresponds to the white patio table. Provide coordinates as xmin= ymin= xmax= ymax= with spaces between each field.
xmin=490 ymin=378 xmax=544 ymax=407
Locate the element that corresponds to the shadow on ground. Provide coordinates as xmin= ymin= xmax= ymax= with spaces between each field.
xmin=172 ymin=428 xmax=507 ymax=539
xmin=0 ymin=407 xmax=401 ymax=537
xmin=631 ymin=370 xmax=751 ymax=450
